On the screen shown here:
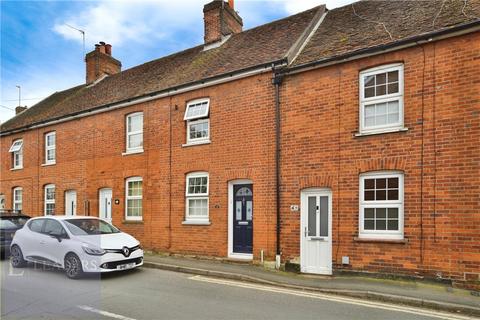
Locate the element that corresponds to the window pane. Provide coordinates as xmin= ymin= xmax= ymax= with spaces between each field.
xmin=376 ymin=190 xmax=386 ymax=200
xmin=188 ymin=199 xmax=208 ymax=217
xmin=387 ymin=71 xmax=398 ymax=83
xmin=47 ymin=149 xmax=55 ymax=161
xmin=364 ymin=87 xmax=375 ymax=98
xmin=364 ymin=219 xmax=374 ymax=230
xmin=236 ymin=201 xmax=242 ymax=220
xmin=388 ymin=189 xmax=399 ymax=200
xmin=376 ymin=179 xmax=386 ymax=189
xmin=319 ymin=196 xmax=328 ymax=237
xmin=186 ymin=101 xmax=209 ymax=119
xmin=46 ymin=187 xmax=55 ymax=200
xmin=376 ymin=85 xmax=386 ymax=96
xmin=376 ymin=103 xmax=387 ymax=116
xmin=388 ymin=208 xmax=399 ymax=219
xmin=187 ymin=175 xmax=208 ymax=195
xmin=376 ymin=73 xmax=386 ymax=85
xmin=364 ymin=208 xmax=374 ymax=219
xmin=388 ymin=178 xmax=399 ymax=188
xmin=376 ymin=219 xmax=387 ymax=230
xmin=246 ymin=200 xmax=252 ymax=221
xmin=46 ymin=203 xmax=55 ymax=215
xmin=364 ymin=190 xmax=375 ymax=201
xmin=47 ymin=134 xmax=55 ymax=146
xmin=364 ymin=179 xmax=375 ymax=189
xmin=388 ymin=83 xmax=399 ymax=94
xmin=308 ymin=196 xmax=316 ymax=237
xmin=387 ymin=219 xmax=398 ymax=230
xmin=189 ymin=121 xmax=209 ymax=140
xmin=376 ymin=208 xmax=386 ymax=219
xmin=128 ymin=180 xmax=142 ymax=196
xmin=364 ymin=75 xmax=375 ymax=87
xmin=128 ymin=114 xmax=143 ymax=132
xmin=128 ymin=133 xmax=143 ymax=149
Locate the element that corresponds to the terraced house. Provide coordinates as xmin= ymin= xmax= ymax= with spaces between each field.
xmin=1 ymin=0 xmax=479 ymax=288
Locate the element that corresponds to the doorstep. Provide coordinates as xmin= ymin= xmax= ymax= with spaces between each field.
xmin=143 ymin=252 xmax=480 ymax=317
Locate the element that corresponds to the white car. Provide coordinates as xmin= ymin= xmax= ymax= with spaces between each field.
xmin=10 ymin=216 xmax=143 ymax=279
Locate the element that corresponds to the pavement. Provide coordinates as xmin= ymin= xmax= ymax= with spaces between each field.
xmin=143 ymin=253 xmax=480 ymax=317
xmin=1 ymin=258 xmax=478 ymax=320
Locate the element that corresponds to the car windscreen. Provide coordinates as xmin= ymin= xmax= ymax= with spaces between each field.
xmin=0 ymin=217 xmax=29 ymax=229
xmin=64 ymin=219 xmax=120 ymax=235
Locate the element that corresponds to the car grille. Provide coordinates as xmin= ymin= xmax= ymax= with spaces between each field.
xmin=100 ymin=257 xmax=143 ymax=270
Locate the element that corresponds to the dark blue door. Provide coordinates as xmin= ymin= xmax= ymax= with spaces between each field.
xmin=233 ymin=184 xmax=253 ymax=254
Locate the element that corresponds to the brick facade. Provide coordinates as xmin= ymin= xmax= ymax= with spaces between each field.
xmin=1 ymin=32 xmax=478 ymax=287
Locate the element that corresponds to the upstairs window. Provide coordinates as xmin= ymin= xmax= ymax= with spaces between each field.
xmin=359 ymin=172 xmax=404 ymax=240
xmin=359 ymin=64 xmax=404 ymax=134
xmin=126 ymin=112 xmax=143 ymax=153
xmin=184 ymin=99 xmax=210 ymax=145
xmin=44 ymin=132 xmax=56 ymax=164
xmin=44 ymin=184 xmax=55 ymax=215
xmin=9 ymin=139 xmax=23 ymax=169
xmin=125 ymin=177 xmax=143 ymax=220
xmin=185 ymin=172 xmax=209 ymax=222
xmin=13 ymin=187 xmax=22 ymax=212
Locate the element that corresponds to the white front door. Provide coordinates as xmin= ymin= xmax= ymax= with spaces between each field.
xmin=99 ymin=188 xmax=112 ymax=222
xmin=300 ymin=189 xmax=332 ymax=275
xmin=65 ymin=190 xmax=77 ymax=216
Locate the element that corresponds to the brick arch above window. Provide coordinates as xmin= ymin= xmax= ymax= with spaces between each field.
xmin=355 ymin=157 xmax=408 ymax=173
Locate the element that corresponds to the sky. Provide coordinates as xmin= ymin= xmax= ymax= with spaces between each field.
xmin=0 ymin=0 xmax=355 ymax=123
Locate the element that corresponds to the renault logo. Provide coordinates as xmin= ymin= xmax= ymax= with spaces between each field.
xmin=122 ymin=246 xmax=130 ymax=257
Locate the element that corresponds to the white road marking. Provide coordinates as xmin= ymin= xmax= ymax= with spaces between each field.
xmin=189 ymin=275 xmax=479 ymax=320
xmin=77 ymin=305 xmax=137 ymax=320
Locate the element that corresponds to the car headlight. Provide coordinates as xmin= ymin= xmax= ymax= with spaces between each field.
xmin=82 ymin=243 xmax=106 ymax=256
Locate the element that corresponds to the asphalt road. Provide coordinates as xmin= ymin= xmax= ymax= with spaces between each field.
xmin=0 ymin=259 xmax=475 ymax=320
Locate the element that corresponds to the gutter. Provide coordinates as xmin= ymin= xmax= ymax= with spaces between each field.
xmin=0 ymin=59 xmax=287 ymax=136
xmin=285 ymin=20 xmax=480 ymax=75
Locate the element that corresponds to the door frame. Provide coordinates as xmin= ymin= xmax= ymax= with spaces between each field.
xmin=99 ymin=188 xmax=113 ymax=222
xmin=64 ymin=190 xmax=77 ymax=216
xmin=228 ymin=179 xmax=253 ymax=260
xmin=300 ymin=188 xmax=333 ymax=275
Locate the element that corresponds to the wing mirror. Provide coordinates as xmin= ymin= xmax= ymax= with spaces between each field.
xmin=49 ymin=230 xmax=66 ymax=242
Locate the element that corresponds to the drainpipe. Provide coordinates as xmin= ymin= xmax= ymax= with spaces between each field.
xmin=272 ymin=69 xmax=284 ymax=269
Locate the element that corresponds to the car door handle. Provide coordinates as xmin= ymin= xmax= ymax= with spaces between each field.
xmin=40 ymin=240 xmax=46 ymax=244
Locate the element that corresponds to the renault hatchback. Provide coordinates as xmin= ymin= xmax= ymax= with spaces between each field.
xmin=10 ymin=216 xmax=143 ymax=279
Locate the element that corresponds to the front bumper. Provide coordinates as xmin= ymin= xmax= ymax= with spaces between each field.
xmin=82 ymin=249 xmax=144 ymax=273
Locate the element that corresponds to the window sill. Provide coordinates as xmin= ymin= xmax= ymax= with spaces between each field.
xmin=122 ymin=220 xmax=144 ymax=224
xmin=122 ymin=149 xmax=144 ymax=156
xmin=182 ymin=140 xmax=211 ymax=148
xmin=354 ymin=237 xmax=408 ymax=244
xmin=182 ymin=220 xmax=211 ymax=226
xmin=41 ymin=162 xmax=56 ymax=167
xmin=354 ymin=127 xmax=409 ymax=137
xmin=10 ymin=167 xmax=23 ymax=171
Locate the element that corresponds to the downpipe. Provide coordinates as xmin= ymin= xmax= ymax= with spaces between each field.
xmin=272 ymin=70 xmax=284 ymax=270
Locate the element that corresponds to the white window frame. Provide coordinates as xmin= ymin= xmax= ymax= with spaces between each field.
xmin=125 ymin=176 xmax=143 ymax=221
xmin=184 ymin=98 xmax=210 ymax=121
xmin=125 ymin=112 xmax=144 ymax=154
xmin=13 ymin=187 xmax=22 ymax=212
xmin=185 ymin=172 xmax=209 ymax=223
xmin=359 ymin=64 xmax=404 ymax=134
xmin=359 ymin=171 xmax=404 ymax=240
xmin=44 ymin=132 xmax=56 ymax=165
xmin=9 ymin=139 xmax=23 ymax=169
xmin=186 ymin=118 xmax=210 ymax=145
xmin=184 ymin=99 xmax=210 ymax=146
xmin=44 ymin=184 xmax=55 ymax=216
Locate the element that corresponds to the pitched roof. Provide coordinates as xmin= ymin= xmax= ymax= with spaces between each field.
xmin=1 ymin=7 xmax=321 ymax=133
xmin=292 ymin=0 xmax=480 ymax=66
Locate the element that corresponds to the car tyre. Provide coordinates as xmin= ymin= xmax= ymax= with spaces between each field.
xmin=10 ymin=245 xmax=27 ymax=268
xmin=64 ymin=253 xmax=83 ymax=279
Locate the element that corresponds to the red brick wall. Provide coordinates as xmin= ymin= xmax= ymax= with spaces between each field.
xmin=279 ymin=32 xmax=479 ymax=285
xmin=0 ymin=73 xmax=278 ymax=259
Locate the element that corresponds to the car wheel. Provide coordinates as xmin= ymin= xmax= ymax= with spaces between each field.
xmin=10 ymin=245 xmax=27 ymax=268
xmin=64 ymin=253 xmax=83 ymax=279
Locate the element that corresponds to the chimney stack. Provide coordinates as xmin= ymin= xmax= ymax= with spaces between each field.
xmin=203 ymin=0 xmax=243 ymax=44
xmin=15 ymin=106 xmax=27 ymax=115
xmin=85 ymin=42 xmax=121 ymax=85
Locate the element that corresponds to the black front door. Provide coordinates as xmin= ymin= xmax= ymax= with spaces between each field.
xmin=233 ymin=184 xmax=253 ymax=254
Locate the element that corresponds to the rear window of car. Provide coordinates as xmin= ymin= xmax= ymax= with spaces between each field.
xmin=28 ymin=219 xmax=44 ymax=233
